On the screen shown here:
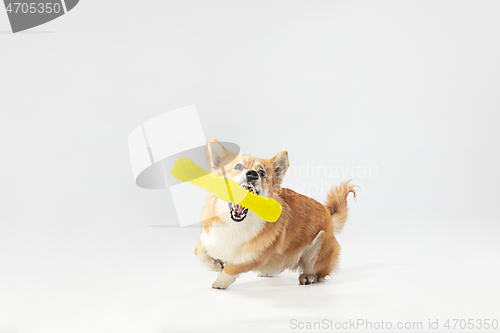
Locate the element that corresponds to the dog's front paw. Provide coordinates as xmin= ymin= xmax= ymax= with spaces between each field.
xmin=212 ymin=272 xmax=237 ymax=289
xmin=198 ymin=253 xmax=224 ymax=272
xmin=204 ymin=258 xmax=224 ymax=272
xmin=299 ymin=273 xmax=317 ymax=285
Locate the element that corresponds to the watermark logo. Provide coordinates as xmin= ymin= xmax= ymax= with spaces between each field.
xmin=128 ymin=105 xmax=373 ymax=227
xmin=3 ymin=0 xmax=79 ymax=33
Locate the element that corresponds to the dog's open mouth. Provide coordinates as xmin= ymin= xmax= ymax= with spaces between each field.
xmin=228 ymin=183 xmax=259 ymax=222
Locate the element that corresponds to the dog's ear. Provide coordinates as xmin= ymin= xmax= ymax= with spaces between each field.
xmin=206 ymin=138 xmax=231 ymax=171
xmin=271 ymin=151 xmax=289 ymax=183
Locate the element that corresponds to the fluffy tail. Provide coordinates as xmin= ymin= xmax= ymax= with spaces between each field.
xmin=325 ymin=181 xmax=358 ymax=234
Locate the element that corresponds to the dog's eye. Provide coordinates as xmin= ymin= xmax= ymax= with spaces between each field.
xmin=234 ymin=163 xmax=244 ymax=171
xmin=258 ymin=170 xmax=266 ymax=179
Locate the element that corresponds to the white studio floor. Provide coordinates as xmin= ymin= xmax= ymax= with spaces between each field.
xmin=2 ymin=215 xmax=499 ymax=333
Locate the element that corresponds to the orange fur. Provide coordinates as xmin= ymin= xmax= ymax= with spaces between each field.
xmin=197 ymin=139 xmax=357 ymax=288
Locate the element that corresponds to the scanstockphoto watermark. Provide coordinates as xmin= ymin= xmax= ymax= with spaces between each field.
xmin=3 ymin=0 xmax=80 ymax=33
xmin=129 ymin=104 xmax=378 ymax=226
xmin=290 ymin=319 xmax=423 ymax=330
xmin=290 ymin=318 xmax=499 ymax=330
xmin=284 ymin=161 xmax=378 ymax=196
xmin=287 ymin=161 xmax=379 ymax=180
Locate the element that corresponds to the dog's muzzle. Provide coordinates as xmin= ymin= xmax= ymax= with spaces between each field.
xmin=228 ymin=182 xmax=259 ymax=222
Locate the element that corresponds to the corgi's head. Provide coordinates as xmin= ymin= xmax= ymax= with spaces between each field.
xmin=206 ymin=138 xmax=289 ymax=222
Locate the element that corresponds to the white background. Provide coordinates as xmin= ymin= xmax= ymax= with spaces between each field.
xmin=1 ymin=1 xmax=499 ymax=332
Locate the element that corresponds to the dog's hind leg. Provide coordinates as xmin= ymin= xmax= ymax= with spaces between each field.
xmin=298 ymin=230 xmax=325 ymax=285
xmin=314 ymin=232 xmax=341 ymax=282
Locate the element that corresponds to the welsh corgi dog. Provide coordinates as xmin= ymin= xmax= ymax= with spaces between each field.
xmin=195 ymin=139 xmax=357 ymax=289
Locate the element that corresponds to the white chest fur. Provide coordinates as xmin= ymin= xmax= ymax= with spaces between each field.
xmin=200 ymin=201 xmax=266 ymax=265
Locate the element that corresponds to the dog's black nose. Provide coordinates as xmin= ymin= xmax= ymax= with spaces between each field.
xmin=246 ymin=170 xmax=259 ymax=182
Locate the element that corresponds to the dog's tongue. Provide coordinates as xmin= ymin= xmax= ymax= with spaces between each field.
xmin=234 ymin=204 xmax=245 ymax=214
